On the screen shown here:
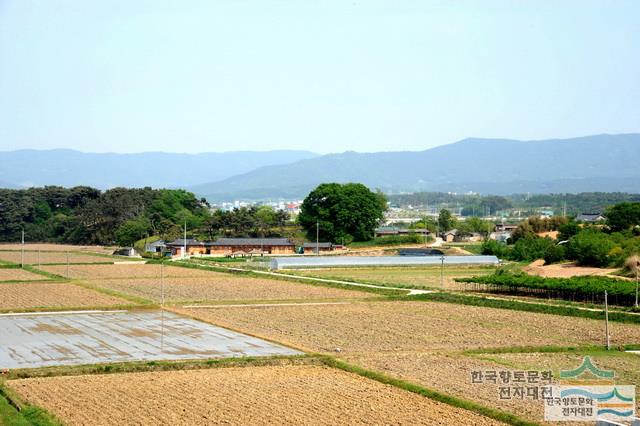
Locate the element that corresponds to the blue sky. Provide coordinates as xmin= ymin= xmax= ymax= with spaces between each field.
xmin=1 ymin=0 xmax=638 ymax=154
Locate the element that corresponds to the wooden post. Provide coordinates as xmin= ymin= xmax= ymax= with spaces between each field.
xmin=605 ymin=291 xmax=611 ymax=351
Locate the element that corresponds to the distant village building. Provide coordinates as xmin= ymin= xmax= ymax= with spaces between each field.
xmin=165 ymin=238 xmax=206 ymax=257
xmin=576 ymin=213 xmax=605 ymax=223
xmin=302 ymin=242 xmax=343 ymax=254
xmin=144 ymin=240 xmax=166 ymax=254
xmin=490 ymin=231 xmax=511 ymax=243
xmin=207 ymin=238 xmax=295 ymax=256
xmin=494 ymin=224 xmax=519 ymax=232
xmin=441 ymin=230 xmax=457 ymax=243
xmin=112 ymin=247 xmax=139 ymax=257
xmin=374 ymin=227 xmax=430 ymax=238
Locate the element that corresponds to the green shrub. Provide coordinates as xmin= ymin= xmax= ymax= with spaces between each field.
xmin=566 ymin=229 xmax=615 ymax=267
xmin=457 ymin=272 xmax=637 ymax=306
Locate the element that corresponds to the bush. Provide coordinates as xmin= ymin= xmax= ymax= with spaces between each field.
xmin=566 ymin=229 xmax=615 ymax=267
xmin=510 ymin=237 xmax=557 ymax=262
xmin=457 ymin=272 xmax=637 ymax=306
xmin=480 ymin=239 xmax=510 ymax=258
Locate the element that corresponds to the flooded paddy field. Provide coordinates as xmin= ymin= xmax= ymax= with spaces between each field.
xmin=0 ymin=310 xmax=299 ymax=370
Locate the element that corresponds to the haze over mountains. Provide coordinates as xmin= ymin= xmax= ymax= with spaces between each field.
xmin=1 ymin=134 xmax=639 ymax=200
xmin=0 ymin=150 xmax=318 ymax=190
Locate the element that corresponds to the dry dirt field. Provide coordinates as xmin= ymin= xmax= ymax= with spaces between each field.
xmin=87 ymin=275 xmax=376 ymax=303
xmin=288 ymin=265 xmax=495 ymax=290
xmin=177 ymin=301 xmax=640 ymax=423
xmin=478 ymin=351 xmax=640 ymax=415
xmin=343 ymin=351 xmax=548 ymax=422
xmin=0 ymin=282 xmax=130 ymax=310
xmin=8 ymin=365 xmax=503 ymax=425
xmin=524 ymin=260 xmax=617 ymax=278
xmin=177 ymin=301 xmax=640 ymax=353
xmin=0 ymin=251 xmax=114 ymax=265
xmin=0 ymin=244 xmax=115 ymax=254
xmin=39 ymin=263 xmax=214 ymax=280
xmin=0 ymin=268 xmax=47 ymax=281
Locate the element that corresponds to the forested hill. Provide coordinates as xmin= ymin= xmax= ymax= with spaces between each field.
xmin=192 ymin=134 xmax=640 ymax=200
xmin=0 ymin=149 xmax=318 ymax=189
xmin=0 ymin=186 xmax=210 ymax=245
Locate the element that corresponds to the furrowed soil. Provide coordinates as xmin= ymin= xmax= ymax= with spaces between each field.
xmin=343 ymin=351 xmax=549 ymax=422
xmin=176 ymin=300 xmax=640 ymax=423
xmin=177 ymin=301 xmax=640 ymax=353
xmin=0 ymin=282 xmax=130 ymax=310
xmin=39 ymin=264 xmax=213 ymax=280
xmin=0 ymin=243 xmax=115 ymax=254
xmin=8 ymin=365 xmax=503 ymax=425
xmin=287 ymin=265 xmax=495 ymax=290
xmin=0 ymin=268 xmax=47 ymax=281
xmin=85 ymin=275 xmax=376 ymax=303
xmin=478 ymin=350 xmax=640 ymax=414
xmin=0 ymin=251 xmax=113 ymax=265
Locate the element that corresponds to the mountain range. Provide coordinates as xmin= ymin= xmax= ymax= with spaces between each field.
xmin=1 ymin=134 xmax=639 ymax=200
xmin=0 ymin=149 xmax=318 ymax=190
xmin=192 ymin=133 xmax=640 ymax=200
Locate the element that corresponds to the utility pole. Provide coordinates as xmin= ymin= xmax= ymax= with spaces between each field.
xmin=316 ymin=221 xmax=319 ymax=256
xmin=20 ymin=228 xmax=25 ymax=269
xmin=635 ymin=258 xmax=639 ymax=308
xmin=605 ymin=291 xmax=611 ymax=351
xmin=440 ymin=255 xmax=445 ymax=288
xmin=160 ymin=261 xmax=165 ymax=307
xmin=160 ymin=260 xmax=165 ymax=353
xmin=183 ymin=222 xmax=187 ymax=259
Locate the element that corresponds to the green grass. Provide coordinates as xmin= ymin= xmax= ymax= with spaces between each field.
xmin=4 ymin=354 xmax=314 ymax=380
xmin=0 ymin=385 xmax=60 ymax=426
xmin=282 ymin=265 xmax=496 ymax=289
xmin=168 ymin=259 xmax=403 ymax=296
xmin=347 ymin=234 xmax=432 ymax=248
xmin=22 ymin=265 xmax=66 ymax=280
xmin=403 ymin=291 xmax=640 ymax=324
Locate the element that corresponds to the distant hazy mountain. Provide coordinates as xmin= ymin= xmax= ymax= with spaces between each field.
xmin=193 ymin=134 xmax=640 ymax=200
xmin=0 ymin=149 xmax=318 ymax=189
xmin=0 ymin=179 xmax=19 ymax=189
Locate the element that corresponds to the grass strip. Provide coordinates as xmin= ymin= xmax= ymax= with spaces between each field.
xmin=462 ymin=345 xmax=611 ymax=356
xmin=165 ymin=259 xmax=403 ymax=296
xmin=0 ymin=383 xmax=61 ymax=426
xmin=402 ymin=291 xmax=640 ymax=324
xmin=70 ymin=280 xmax=154 ymax=306
xmin=22 ymin=266 xmax=65 ymax=281
xmin=319 ymin=355 xmax=540 ymax=426
xmin=0 ymin=304 xmax=142 ymax=315
xmin=4 ymin=354 xmax=316 ymax=380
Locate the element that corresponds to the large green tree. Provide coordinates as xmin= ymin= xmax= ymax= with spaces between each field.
xmin=298 ymin=183 xmax=387 ymax=243
xmin=606 ymin=202 xmax=640 ymax=232
xmin=437 ymin=209 xmax=456 ymax=232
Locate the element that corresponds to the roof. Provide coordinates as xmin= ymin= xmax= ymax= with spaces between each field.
xmin=207 ymin=238 xmax=294 ymax=247
xmin=145 ymin=240 xmax=165 ymax=247
xmin=442 ymin=229 xmax=457 ymax=236
xmin=302 ymin=242 xmax=333 ymax=248
xmin=576 ymin=213 xmax=604 ymax=222
xmin=165 ymin=238 xmax=203 ymax=246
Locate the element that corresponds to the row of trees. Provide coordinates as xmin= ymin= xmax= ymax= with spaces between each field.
xmin=482 ymin=202 xmax=640 ymax=267
xmin=1 ymin=183 xmax=388 ymax=247
xmin=0 ymin=186 xmax=212 ymax=246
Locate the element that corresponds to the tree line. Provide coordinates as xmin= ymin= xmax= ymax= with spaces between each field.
xmin=481 ymin=202 xmax=640 ymax=267
xmin=0 ymin=183 xmax=389 ymax=247
xmin=0 ymin=186 xmax=296 ymax=247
